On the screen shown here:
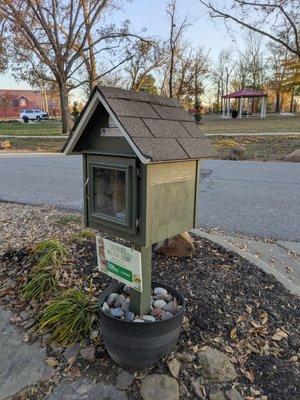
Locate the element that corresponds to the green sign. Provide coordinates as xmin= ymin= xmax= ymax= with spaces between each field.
xmin=96 ymin=235 xmax=142 ymax=292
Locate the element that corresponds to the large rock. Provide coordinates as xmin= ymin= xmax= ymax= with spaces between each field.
xmin=46 ymin=379 xmax=126 ymax=400
xmin=227 ymin=145 xmax=245 ymax=161
xmin=141 ymin=374 xmax=179 ymax=400
xmin=197 ymin=347 xmax=237 ymax=383
xmin=0 ymin=308 xmax=54 ymax=400
xmin=155 ymin=231 xmax=194 ymax=258
xmin=286 ymin=149 xmax=300 ymax=162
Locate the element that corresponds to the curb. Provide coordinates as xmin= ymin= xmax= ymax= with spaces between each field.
xmin=190 ymin=228 xmax=300 ymax=297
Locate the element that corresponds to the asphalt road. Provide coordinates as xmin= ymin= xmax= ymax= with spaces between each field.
xmin=0 ymin=154 xmax=299 ymax=241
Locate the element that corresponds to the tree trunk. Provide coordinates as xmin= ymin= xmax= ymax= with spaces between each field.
xmin=275 ymin=91 xmax=280 ymax=113
xmin=290 ymin=86 xmax=295 ymax=112
xmin=58 ymin=82 xmax=71 ymax=135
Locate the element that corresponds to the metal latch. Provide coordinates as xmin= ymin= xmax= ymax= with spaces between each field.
xmin=84 ymin=177 xmax=90 ymax=198
xmin=136 ymin=217 xmax=141 ymax=228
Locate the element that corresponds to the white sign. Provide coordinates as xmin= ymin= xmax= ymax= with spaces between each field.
xmin=96 ymin=235 xmax=143 ymax=292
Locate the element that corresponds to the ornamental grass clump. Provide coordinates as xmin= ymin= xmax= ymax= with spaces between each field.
xmin=22 ymin=267 xmax=58 ymax=301
xmin=71 ymin=229 xmax=95 ymax=244
xmin=39 ymin=288 xmax=96 ymax=345
xmin=22 ymin=238 xmax=67 ymax=301
xmin=32 ymin=238 xmax=68 ymax=269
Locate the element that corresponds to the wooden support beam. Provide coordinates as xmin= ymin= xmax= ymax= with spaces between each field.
xmin=130 ymin=244 xmax=152 ymax=316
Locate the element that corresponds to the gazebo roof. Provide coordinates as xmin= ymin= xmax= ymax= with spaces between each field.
xmin=223 ymin=89 xmax=267 ymax=99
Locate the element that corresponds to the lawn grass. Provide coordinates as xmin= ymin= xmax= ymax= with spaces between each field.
xmin=210 ymin=135 xmax=300 ymax=161
xmin=0 ymin=121 xmax=62 ymax=136
xmin=200 ymin=114 xmax=300 ymax=134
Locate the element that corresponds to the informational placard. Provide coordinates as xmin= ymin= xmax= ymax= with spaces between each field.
xmin=96 ymin=235 xmax=143 ymax=292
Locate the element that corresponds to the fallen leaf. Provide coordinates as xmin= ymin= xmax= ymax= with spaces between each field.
xmin=230 ymin=327 xmax=237 ymax=340
xmin=246 ymin=305 xmax=252 ymax=314
xmin=45 ymin=357 xmax=59 ymax=367
xmin=245 ymin=368 xmax=255 ymax=382
xmin=289 ymin=355 xmax=298 ymax=362
xmin=272 ymin=329 xmax=288 ymax=341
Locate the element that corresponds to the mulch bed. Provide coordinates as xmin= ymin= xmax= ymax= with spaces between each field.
xmin=1 ymin=231 xmax=299 ymax=400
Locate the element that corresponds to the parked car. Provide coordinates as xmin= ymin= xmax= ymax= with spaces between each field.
xmin=20 ymin=109 xmax=49 ymax=121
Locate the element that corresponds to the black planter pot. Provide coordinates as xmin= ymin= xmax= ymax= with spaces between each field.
xmin=98 ymin=281 xmax=186 ymax=369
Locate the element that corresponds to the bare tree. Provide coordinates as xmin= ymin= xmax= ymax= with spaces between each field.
xmin=199 ymin=0 xmax=300 ymax=58
xmin=165 ymin=0 xmax=191 ymax=97
xmin=125 ymin=41 xmax=167 ymax=91
xmin=0 ymin=0 xmax=146 ymax=134
xmin=211 ymin=49 xmax=234 ymax=110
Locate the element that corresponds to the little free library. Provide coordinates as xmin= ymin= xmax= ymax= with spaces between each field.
xmin=63 ymin=85 xmax=217 ymax=368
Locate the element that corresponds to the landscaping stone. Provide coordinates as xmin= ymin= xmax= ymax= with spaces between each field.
xmin=107 ymin=293 xmax=118 ymax=306
xmin=116 ymin=371 xmax=134 ymax=390
xmin=286 ymin=149 xmax=300 ymax=162
xmin=110 ymin=307 xmax=124 ymax=318
xmin=153 ymin=299 xmax=166 ymax=308
xmin=191 ymin=378 xmax=206 ymax=399
xmin=209 ymin=384 xmax=226 ymax=400
xmin=124 ymin=311 xmax=134 ymax=322
xmin=80 ymin=346 xmax=96 ymax=362
xmin=227 ymin=145 xmax=245 ymax=161
xmin=0 ymin=308 xmax=54 ymax=400
xmin=63 ymin=342 xmax=81 ymax=362
xmin=142 ymin=315 xmax=156 ymax=323
xmin=115 ymin=294 xmax=126 ymax=307
xmin=102 ymin=301 xmax=109 ymax=312
xmin=141 ymin=374 xmax=179 ymax=400
xmin=163 ymin=300 xmax=177 ymax=314
xmin=46 ymin=379 xmax=126 ymax=400
xmin=155 ymin=231 xmax=194 ymax=258
xmin=154 ymin=287 xmax=168 ymax=296
xmin=175 ymin=352 xmax=195 ymax=363
xmin=167 ymin=358 xmax=181 ymax=378
xmin=161 ymin=311 xmax=173 ymax=320
xmin=225 ymin=388 xmax=244 ymax=400
xmin=197 ymin=347 xmax=237 ymax=383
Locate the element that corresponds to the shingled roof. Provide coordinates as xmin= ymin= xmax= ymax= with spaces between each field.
xmin=64 ymin=85 xmax=217 ymax=163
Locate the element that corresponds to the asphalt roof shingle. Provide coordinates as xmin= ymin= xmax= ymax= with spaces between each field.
xmin=65 ymin=85 xmax=217 ymax=162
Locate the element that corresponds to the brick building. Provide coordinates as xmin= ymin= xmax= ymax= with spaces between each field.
xmin=0 ymin=89 xmax=61 ymax=119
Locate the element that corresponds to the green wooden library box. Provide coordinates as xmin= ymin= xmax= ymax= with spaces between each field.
xmin=63 ymin=86 xmax=217 ymax=246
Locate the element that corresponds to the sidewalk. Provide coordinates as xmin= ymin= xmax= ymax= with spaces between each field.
xmin=205 ymin=131 xmax=300 ymax=137
xmin=192 ymin=229 xmax=300 ymax=296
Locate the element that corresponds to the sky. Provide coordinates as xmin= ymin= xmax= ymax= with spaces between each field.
xmin=0 ymin=0 xmax=236 ymax=92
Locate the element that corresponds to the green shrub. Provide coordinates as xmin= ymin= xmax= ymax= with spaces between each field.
xmin=22 ymin=267 xmax=58 ymax=301
xmin=71 ymin=229 xmax=95 ymax=244
xmin=39 ymin=288 xmax=96 ymax=345
xmin=32 ymin=238 xmax=68 ymax=269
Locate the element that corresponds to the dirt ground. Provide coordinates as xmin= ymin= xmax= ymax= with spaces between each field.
xmin=0 ymin=203 xmax=299 ymax=400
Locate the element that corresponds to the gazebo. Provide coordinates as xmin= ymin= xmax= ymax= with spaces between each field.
xmin=222 ymin=88 xmax=267 ymax=119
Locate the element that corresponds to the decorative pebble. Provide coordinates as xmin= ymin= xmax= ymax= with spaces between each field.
xmin=151 ymin=308 xmax=163 ymax=318
xmin=133 ymin=319 xmax=145 ymax=323
xmin=106 ymin=293 xmax=118 ymax=306
xmin=115 ymin=294 xmax=126 ymax=307
xmin=154 ymin=287 xmax=168 ymax=296
xmin=161 ymin=311 xmax=173 ymax=320
xmin=101 ymin=302 xmax=109 ymax=312
xmin=142 ymin=315 xmax=156 ymax=323
xmin=123 ymin=285 xmax=131 ymax=295
xmin=121 ymin=299 xmax=130 ymax=312
xmin=153 ymin=299 xmax=166 ymax=308
xmin=110 ymin=307 xmax=124 ymax=318
xmin=163 ymin=301 xmax=177 ymax=314
xmin=124 ymin=311 xmax=134 ymax=322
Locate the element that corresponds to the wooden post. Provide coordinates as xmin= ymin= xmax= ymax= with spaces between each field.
xmin=130 ymin=244 xmax=152 ymax=316
xmin=239 ymin=97 xmax=243 ymax=118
